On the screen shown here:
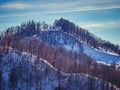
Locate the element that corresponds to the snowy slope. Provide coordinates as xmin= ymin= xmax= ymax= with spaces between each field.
xmin=82 ymin=43 xmax=120 ymax=64
xmin=0 ymin=50 xmax=119 ymax=90
xmin=0 ymin=50 xmax=58 ymax=90
xmin=36 ymin=31 xmax=120 ymax=64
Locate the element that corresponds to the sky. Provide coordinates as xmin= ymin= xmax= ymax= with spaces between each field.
xmin=0 ymin=0 xmax=120 ymax=45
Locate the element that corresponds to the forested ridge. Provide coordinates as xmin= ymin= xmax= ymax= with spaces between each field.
xmin=0 ymin=18 xmax=120 ymax=55
xmin=0 ymin=18 xmax=120 ymax=89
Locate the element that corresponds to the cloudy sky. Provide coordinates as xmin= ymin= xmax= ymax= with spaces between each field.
xmin=0 ymin=0 xmax=120 ymax=45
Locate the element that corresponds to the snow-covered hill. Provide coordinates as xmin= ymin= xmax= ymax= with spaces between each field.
xmin=0 ymin=50 xmax=119 ymax=90
xmin=1 ymin=19 xmax=120 ymax=90
xmin=35 ymin=31 xmax=120 ymax=65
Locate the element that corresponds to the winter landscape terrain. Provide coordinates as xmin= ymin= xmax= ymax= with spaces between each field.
xmin=0 ymin=18 xmax=120 ymax=90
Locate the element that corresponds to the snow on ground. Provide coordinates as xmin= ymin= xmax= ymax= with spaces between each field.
xmin=82 ymin=43 xmax=120 ymax=64
xmin=37 ymin=31 xmax=120 ymax=65
xmin=0 ymin=50 xmax=119 ymax=90
xmin=0 ymin=50 xmax=59 ymax=90
xmin=66 ymin=32 xmax=119 ymax=56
